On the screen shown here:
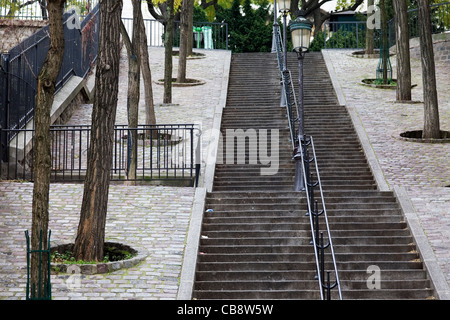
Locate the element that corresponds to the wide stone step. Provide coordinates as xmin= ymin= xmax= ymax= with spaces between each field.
xmin=195 ymin=269 xmax=429 ymax=282
xmin=200 ymin=235 xmax=413 ymax=246
xmin=196 ymin=261 xmax=424 ymax=272
xmin=204 ymin=202 xmax=399 ymax=211
xmin=199 ymin=244 xmax=416 ymax=254
xmin=194 ymin=279 xmax=431 ymax=291
xmin=206 ymin=194 xmax=396 ymax=204
xmin=204 ymin=207 xmax=403 ymax=216
xmin=196 ymin=252 xmax=418 ymax=263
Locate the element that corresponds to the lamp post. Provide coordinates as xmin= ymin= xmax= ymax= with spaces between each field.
xmin=278 ymin=0 xmax=291 ymax=72
xmin=289 ymin=11 xmax=312 ymax=191
xmin=289 ymin=11 xmax=312 ymax=142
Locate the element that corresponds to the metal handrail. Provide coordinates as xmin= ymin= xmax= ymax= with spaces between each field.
xmin=273 ymin=24 xmax=299 ymax=150
xmin=299 ymin=136 xmax=342 ymax=300
xmin=273 ymin=24 xmax=342 ymax=300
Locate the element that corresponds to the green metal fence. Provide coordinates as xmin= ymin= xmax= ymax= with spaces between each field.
xmin=25 ymin=229 xmax=52 ymax=300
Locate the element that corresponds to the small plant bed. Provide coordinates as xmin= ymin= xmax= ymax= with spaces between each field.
xmin=361 ymin=78 xmax=417 ymax=90
xmin=51 ymin=242 xmax=146 ymax=274
xmin=172 ymin=50 xmax=206 ymax=59
xmin=397 ymin=130 xmax=450 ymax=143
xmin=119 ymin=132 xmax=182 ymax=146
xmin=155 ymin=77 xmax=206 ymax=87
xmin=351 ymin=50 xmax=380 ymax=59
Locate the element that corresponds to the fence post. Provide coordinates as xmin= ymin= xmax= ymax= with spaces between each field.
xmin=0 ymin=53 xmax=9 ymax=163
xmin=25 ymin=229 xmax=52 ymax=300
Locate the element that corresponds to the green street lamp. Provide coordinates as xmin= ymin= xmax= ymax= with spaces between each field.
xmin=290 ymin=13 xmax=313 ymax=56
xmin=278 ymin=0 xmax=291 ymax=13
xmin=289 ymin=11 xmax=312 ymax=192
xmin=289 ymin=11 xmax=312 ymax=141
xmin=279 ymin=0 xmax=291 ymax=71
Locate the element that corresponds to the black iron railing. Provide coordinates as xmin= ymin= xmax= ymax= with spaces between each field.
xmin=299 ymin=136 xmax=342 ymax=300
xmin=121 ymin=18 xmax=229 ymax=50
xmin=0 ymin=124 xmax=201 ymax=186
xmin=0 ymin=4 xmax=99 ymax=134
xmin=273 ymin=22 xmax=342 ymax=300
xmin=388 ymin=1 xmax=450 ymax=47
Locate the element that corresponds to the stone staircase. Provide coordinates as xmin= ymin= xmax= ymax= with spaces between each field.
xmin=192 ymin=52 xmax=436 ymax=300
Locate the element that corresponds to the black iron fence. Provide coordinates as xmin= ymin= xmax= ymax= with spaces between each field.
xmin=121 ymin=17 xmax=229 ymax=50
xmin=0 ymin=124 xmax=201 ymax=186
xmin=0 ymin=0 xmax=98 ymax=20
xmin=311 ymin=2 xmax=449 ymax=50
xmin=388 ymin=1 xmax=450 ymax=47
xmin=0 ymin=3 xmax=99 ymax=135
xmin=319 ymin=21 xmax=382 ymax=50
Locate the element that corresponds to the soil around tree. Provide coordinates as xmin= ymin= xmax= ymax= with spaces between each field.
xmin=155 ymin=77 xmax=206 ymax=87
xmin=361 ymin=78 xmax=417 ymax=90
xmin=351 ymin=50 xmax=380 ymax=59
xmin=50 ymin=242 xmax=146 ymax=274
xmin=172 ymin=50 xmax=206 ymax=60
xmin=396 ymin=130 xmax=450 ymax=143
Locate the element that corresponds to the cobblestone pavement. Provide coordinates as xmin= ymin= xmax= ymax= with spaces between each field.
xmin=0 ymin=47 xmax=230 ymax=300
xmin=325 ymin=49 xmax=450 ymax=287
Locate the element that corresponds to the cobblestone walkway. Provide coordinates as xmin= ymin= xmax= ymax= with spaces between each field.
xmin=0 ymin=47 xmax=230 ymax=300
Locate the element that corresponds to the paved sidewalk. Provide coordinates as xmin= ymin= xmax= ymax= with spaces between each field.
xmin=0 ymin=47 xmax=230 ymax=300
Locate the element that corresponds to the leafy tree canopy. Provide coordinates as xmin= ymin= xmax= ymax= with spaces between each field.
xmin=214 ymin=0 xmax=273 ymax=52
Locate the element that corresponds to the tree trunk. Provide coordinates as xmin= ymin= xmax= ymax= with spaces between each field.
xmin=163 ymin=0 xmax=174 ymax=104
xmin=30 ymin=0 xmax=65 ymax=297
xmin=139 ymin=16 xmax=156 ymax=131
xmin=177 ymin=0 xmax=192 ymax=83
xmin=380 ymin=0 xmax=388 ymax=84
xmin=366 ymin=0 xmax=374 ymax=54
xmin=393 ymin=0 xmax=411 ymax=101
xmin=418 ymin=0 xmax=440 ymax=139
xmin=186 ymin=0 xmax=194 ymax=56
xmin=125 ymin=0 xmax=142 ymax=182
xmin=73 ymin=0 xmax=123 ymax=262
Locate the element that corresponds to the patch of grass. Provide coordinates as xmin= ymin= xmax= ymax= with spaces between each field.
xmin=51 ymin=246 xmax=136 ymax=264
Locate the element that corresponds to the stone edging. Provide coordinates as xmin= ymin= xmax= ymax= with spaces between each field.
xmin=176 ymin=50 xmax=232 ymax=300
xmin=154 ymin=78 xmax=206 ymax=87
xmin=360 ymin=78 xmax=417 ymax=90
xmin=51 ymin=242 xmax=147 ymax=275
xmin=392 ymin=130 xmax=450 ymax=143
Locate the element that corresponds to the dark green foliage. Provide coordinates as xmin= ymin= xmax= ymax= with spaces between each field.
xmin=216 ymin=0 xmax=274 ymax=53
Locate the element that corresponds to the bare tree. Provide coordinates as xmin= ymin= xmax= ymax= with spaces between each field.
xmin=292 ymin=0 xmax=365 ymax=35
xmin=393 ymin=0 xmax=411 ymax=101
xmin=177 ymin=0 xmax=194 ymax=83
xmin=163 ymin=0 xmax=175 ymax=104
xmin=139 ymin=17 xmax=157 ymax=130
xmin=366 ymin=0 xmax=375 ymax=55
xmin=30 ymin=0 xmax=65 ymax=296
xmin=73 ymin=0 xmax=123 ymax=262
xmin=418 ymin=0 xmax=440 ymax=139
xmin=125 ymin=0 xmax=142 ymax=182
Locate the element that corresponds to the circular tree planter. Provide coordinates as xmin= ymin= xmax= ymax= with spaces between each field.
xmin=351 ymin=50 xmax=395 ymax=59
xmin=172 ymin=50 xmax=206 ymax=60
xmin=351 ymin=49 xmax=380 ymax=59
xmin=395 ymin=130 xmax=450 ymax=143
xmin=120 ymin=132 xmax=182 ymax=146
xmin=360 ymin=78 xmax=417 ymax=90
xmin=155 ymin=78 xmax=206 ymax=87
xmin=51 ymin=242 xmax=147 ymax=275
